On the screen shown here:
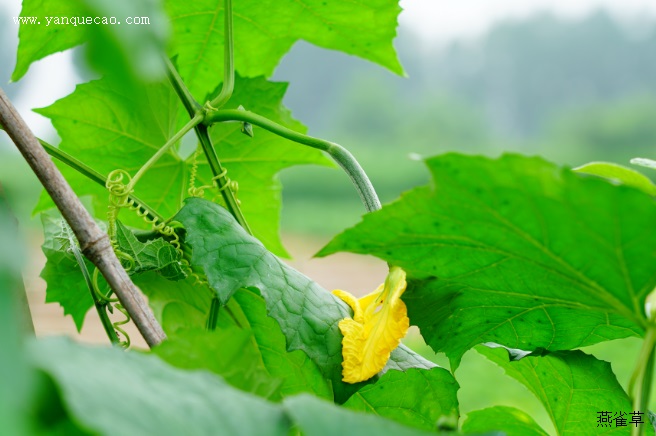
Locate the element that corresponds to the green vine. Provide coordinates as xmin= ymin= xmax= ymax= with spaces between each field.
xmin=208 ymin=0 xmax=234 ymax=109
xmin=62 ymin=220 xmax=120 ymax=345
xmin=91 ymin=268 xmax=131 ymax=348
xmin=629 ymin=323 xmax=656 ymax=436
xmin=164 ymin=62 xmax=251 ymax=235
xmin=205 ymin=109 xmax=381 ymax=212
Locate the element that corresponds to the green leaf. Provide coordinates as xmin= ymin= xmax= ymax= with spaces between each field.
xmin=34 ymin=75 xmax=183 ymax=225
xmin=319 ymin=154 xmax=656 ymax=365
xmin=153 ymin=328 xmax=283 ymax=399
xmin=35 ymin=74 xmax=327 ymax=256
xmin=29 ymin=338 xmax=449 ymax=436
xmin=174 ymin=197 xmax=436 ymax=402
xmin=0 ymin=193 xmax=30 ymax=434
xmin=167 ymin=0 xmax=403 ymax=99
xmin=40 ymin=212 xmax=94 ymax=331
xmin=13 ymin=0 xmax=169 ymax=81
xmin=283 ymin=394 xmax=436 ymax=436
xmin=139 ymin=274 xmax=333 ymax=400
xmin=343 ymin=368 xmax=459 ymax=431
xmin=115 ymin=221 xmax=186 ymax=280
xmin=232 ymin=288 xmax=334 ymax=400
xmin=462 ymin=406 xmax=549 ymax=436
xmin=30 ymin=337 xmax=290 ymax=436
xmin=478 ymin=347 xmax=635 ymax=436
xmin=136 ymin=273 xmax=214 ymax=334
xmin=574 ymin=162 xmax=656 ymax=196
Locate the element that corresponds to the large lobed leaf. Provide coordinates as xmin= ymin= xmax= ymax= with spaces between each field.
xmin=478 ymin=347 xmax=637 ymax=436
xmin=34 ymin=75 xmax=183 ymax=223
xmin=319 ymin=154 xmax=656 ymax=366
xmin=35 ymin=74 xmax=327 ymax=256
xmin=174 ymin=197 xmax=439 ymax=402
xmin=14 ymin=0 xmax=402 ymax=98
xmin=166 ymin=0 xmax=403 ymax=99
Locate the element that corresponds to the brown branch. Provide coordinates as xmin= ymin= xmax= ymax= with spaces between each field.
xmin=0 ymin=86 xmax=166 ymax=348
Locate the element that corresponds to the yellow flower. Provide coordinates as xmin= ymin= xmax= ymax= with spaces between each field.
xmin=332 ymin=266 xmax=409 ymax=384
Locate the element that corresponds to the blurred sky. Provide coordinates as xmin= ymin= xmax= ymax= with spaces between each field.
xmin=2 ymin=0 xmax=656 ymax=140
xmin=400 ymin=0 xmax=656 ymax=43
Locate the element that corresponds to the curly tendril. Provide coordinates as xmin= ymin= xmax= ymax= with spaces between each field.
xmin=91 ymin=267 xmax=131 ymax=348
xmin=187 ymin=148 xmax=240 ymax=204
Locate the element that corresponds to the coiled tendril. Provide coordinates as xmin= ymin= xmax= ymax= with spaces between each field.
xmin=187 ymin=147 xmax=240 ymax=204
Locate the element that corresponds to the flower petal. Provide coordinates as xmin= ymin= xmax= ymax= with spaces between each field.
xmin=332 ymin=267 xmax=410 ymax=383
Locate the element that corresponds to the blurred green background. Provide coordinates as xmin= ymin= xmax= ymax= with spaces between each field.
xmin=2 ymin=4 xmax=656 ymax=433
xmin=274 ymin=11 xmax=656 ymax=234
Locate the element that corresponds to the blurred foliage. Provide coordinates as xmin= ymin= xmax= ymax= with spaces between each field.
xmin=544 ymin=95 xmax=656 ymax=165
xmin=275 ymin=10 xmax=656 ymax=234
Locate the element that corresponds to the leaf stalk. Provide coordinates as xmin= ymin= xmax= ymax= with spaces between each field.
xmin=630 ymin=323 xmax=656 ymax=436
xmin=209 ymin=0 xmax=234 ymax=109
xmin=205 ymin=109 xmax=381 ymax=212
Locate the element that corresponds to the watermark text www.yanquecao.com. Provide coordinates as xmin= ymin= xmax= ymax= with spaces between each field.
xmin=13 ymin=16 xmax=151 ymax=26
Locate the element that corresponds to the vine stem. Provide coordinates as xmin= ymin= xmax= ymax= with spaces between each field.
xmin=629 ymin=323 xmax=656 ymax=436
xmin=68 ymin=232 xmax=120 ymax=345
xmin=164 ymin=60 xmax=252 ymax=233
xmin=164 ymin=57 xmax=202 ymax=113
xmin=39 ymin=138 xmax=163 ymax=223
xmin=209 ymin=0 xmax=234 ymax=109
xmin=165 ymin=8 xmax=246 ymax=329
xmin=0 ymin=86 xmax=166 ymax=348
xmin=206 ymin=296 xmax=220 ymax=331
xmin=206 ymin=109 xmax=382 ymax=212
